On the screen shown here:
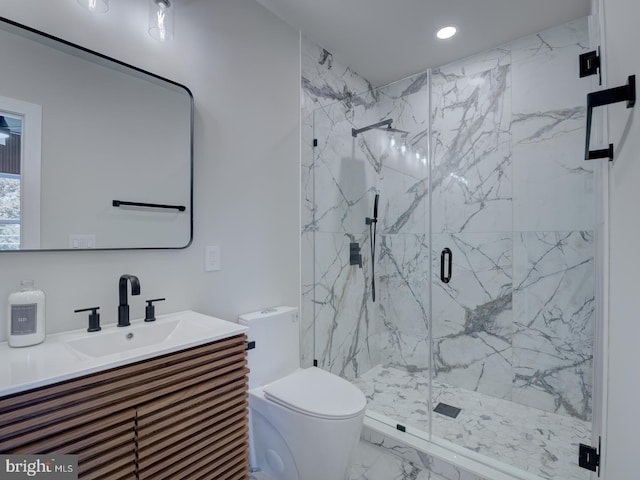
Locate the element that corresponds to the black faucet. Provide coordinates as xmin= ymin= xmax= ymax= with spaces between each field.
xmin=118 ymin=274 xmax=140 ymax=327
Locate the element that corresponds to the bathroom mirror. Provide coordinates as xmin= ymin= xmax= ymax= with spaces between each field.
xmin=0 ymin=17 xmax=193 ymax=251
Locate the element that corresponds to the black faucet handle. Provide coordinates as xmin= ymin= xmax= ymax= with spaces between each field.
xmin=74 ymin=306 xmax=101 ymax=332
xmin=144 ymin=298 xmax=166 ymax=322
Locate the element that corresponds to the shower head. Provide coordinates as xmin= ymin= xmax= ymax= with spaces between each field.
xmin=377 ymin=125 xmax=410 ymax=136
xmin=352 ymin=119 xmax=392 ymax=137
xmin=352 ymin=119 xmax=409 ymax=138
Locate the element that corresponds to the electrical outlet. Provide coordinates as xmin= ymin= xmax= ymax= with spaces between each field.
xmin=205 ymin=245 xmax=221 ymax=272
xmin=69 ymin=234 xmax=96 ymax=249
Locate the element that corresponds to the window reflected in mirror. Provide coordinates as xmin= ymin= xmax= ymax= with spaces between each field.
xmin=0 ymin=114 xmax=22 ymax=250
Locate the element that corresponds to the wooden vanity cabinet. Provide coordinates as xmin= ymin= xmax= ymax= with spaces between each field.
xmin=0 ymin=334 xmax=249 ymax=480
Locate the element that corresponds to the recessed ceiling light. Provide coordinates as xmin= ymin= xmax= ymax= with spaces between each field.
xmin=436 ymin=26 xmax=458 ymax=40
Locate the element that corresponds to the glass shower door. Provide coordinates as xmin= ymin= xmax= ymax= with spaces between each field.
xmin=366 ymin=87 xmax=431 ymax=433
xmin=309 ymin=99 xmax=380 ymax=382
xmin=307 ymin=75 xmax=434 ymax=436
xmin=429 ymin=17 xmax=596 ymax=480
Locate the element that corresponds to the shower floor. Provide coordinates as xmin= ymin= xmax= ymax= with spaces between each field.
xmin=353 ymin=365 xmax=592 ymax=480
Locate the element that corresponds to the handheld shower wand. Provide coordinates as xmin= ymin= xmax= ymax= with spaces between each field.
xmin=373 ymin=194 xmax=379 ymax=220
xmin=365 ymin=194 xmax=379 ymax=302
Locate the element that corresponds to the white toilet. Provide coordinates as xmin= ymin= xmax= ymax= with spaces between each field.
xmin=238 ymin=306 xmax=366 ymax=480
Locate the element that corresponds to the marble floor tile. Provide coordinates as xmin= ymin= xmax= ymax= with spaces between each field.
xmin=249 ymin=439 xmax=445 ymax=480
xmin=353 ymin=365 xmax=592 ymax=480
xmin=349 ymin=440 xmax=448 ymax=480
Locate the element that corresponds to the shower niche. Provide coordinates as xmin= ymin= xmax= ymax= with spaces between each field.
xmin=301 ymin=16 xmax=600 ymax=480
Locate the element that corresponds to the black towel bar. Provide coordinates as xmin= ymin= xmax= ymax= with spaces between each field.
xmin=112 ymin=200 xmax=186 ymax=211
xmin=585 ymin=75 xmax=636 ymax=161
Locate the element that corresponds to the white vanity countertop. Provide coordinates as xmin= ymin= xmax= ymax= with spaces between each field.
xmin=0 ymin=310 xmax=247 ymax=397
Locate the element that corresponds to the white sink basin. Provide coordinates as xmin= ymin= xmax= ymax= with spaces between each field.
xmin=64 ymin=319 xmax=181 ymax=358
xmin=61 ymin=311 xmax=245 ymax=360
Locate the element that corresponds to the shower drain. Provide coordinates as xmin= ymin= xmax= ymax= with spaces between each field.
xmin=434 ymin=402 xmax=462 ymax=419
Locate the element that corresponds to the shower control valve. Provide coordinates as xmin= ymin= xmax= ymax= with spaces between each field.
xmin=349 ymin=242 xmax=363 ymax=268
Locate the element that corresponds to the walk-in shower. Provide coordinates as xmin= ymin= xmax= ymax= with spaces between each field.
xmin=302 ymin=15 xmax=599 ymax=480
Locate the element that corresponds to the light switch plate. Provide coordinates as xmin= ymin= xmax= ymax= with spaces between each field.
xmin=205 ymin=245 xmax=221 ymax=272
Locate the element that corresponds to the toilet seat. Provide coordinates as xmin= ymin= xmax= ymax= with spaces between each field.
xmin=263 ymin=367 xmax=366 ymax=420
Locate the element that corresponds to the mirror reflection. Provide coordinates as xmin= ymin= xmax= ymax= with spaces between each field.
xmin=0 ymin=114 xmax=22 ymax=250
xmin=0 ymin=18 xmax=193 ymax=251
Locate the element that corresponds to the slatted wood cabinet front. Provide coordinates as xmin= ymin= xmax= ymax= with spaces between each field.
xmin=0 ymin=334 xmax=249 ymax=480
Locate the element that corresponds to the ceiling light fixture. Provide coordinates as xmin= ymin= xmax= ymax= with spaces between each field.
xmin=77 ymin=0 xmax=109 ymax=14
xmin=436 ymin=26 xmax=458 ymax=40
xmin=149 ymin=0 xmax=175 ymax=42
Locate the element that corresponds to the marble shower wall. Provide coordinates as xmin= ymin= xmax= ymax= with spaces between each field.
xmin=301 ymin=18 xmax=595 ymax=420
xmin=301 ymin=35 xmax=432 ymax=379
xmin=510 ymin=20 xmax=595 ymax=421
xmin=375 ymin=74 xmax=431 ymax=373
xmin=431 ymin=18 xmax=594 ymax=420
xmin=300 ymin=35 xmax=379 ymax=378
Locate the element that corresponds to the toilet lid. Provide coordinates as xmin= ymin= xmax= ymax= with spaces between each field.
xmin=263 ymin=367 xmax=367 ymax=419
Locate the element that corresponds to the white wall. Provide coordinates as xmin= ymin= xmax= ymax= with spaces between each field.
xmin=0 ymin=0 xmax=300 ymax=337
xmin=602 ymin=0 xmax=640 ymax=478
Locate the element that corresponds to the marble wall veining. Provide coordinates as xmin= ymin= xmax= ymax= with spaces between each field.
xmin=302 ymin=42 xmax=432 ymax=379
xmin=301 ymin=17 xmax=595 ymax=425
xmin=434 ymin=17 xmax=594 ymax=420
xmin=300 ymin=36 xmax=380 ymax=377
xmin=512 ymin=231 xmax=594 ymax=420
xmin=375 ymin=74 xmax=431 ymax=374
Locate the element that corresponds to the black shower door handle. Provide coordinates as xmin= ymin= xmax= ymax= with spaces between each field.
xmin=441 ymin=248 xmax=452 ymax=284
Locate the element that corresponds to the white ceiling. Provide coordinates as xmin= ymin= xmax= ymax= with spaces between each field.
xmin=255 ymin=0 xmax=592 ymax=87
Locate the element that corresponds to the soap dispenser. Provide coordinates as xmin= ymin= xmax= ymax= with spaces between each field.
xmin=7 ymin=280 xmax=46 ymax=347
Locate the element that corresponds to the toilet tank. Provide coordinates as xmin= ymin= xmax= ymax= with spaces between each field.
xmin=238 ymin=306 xmax=300 ymax=389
